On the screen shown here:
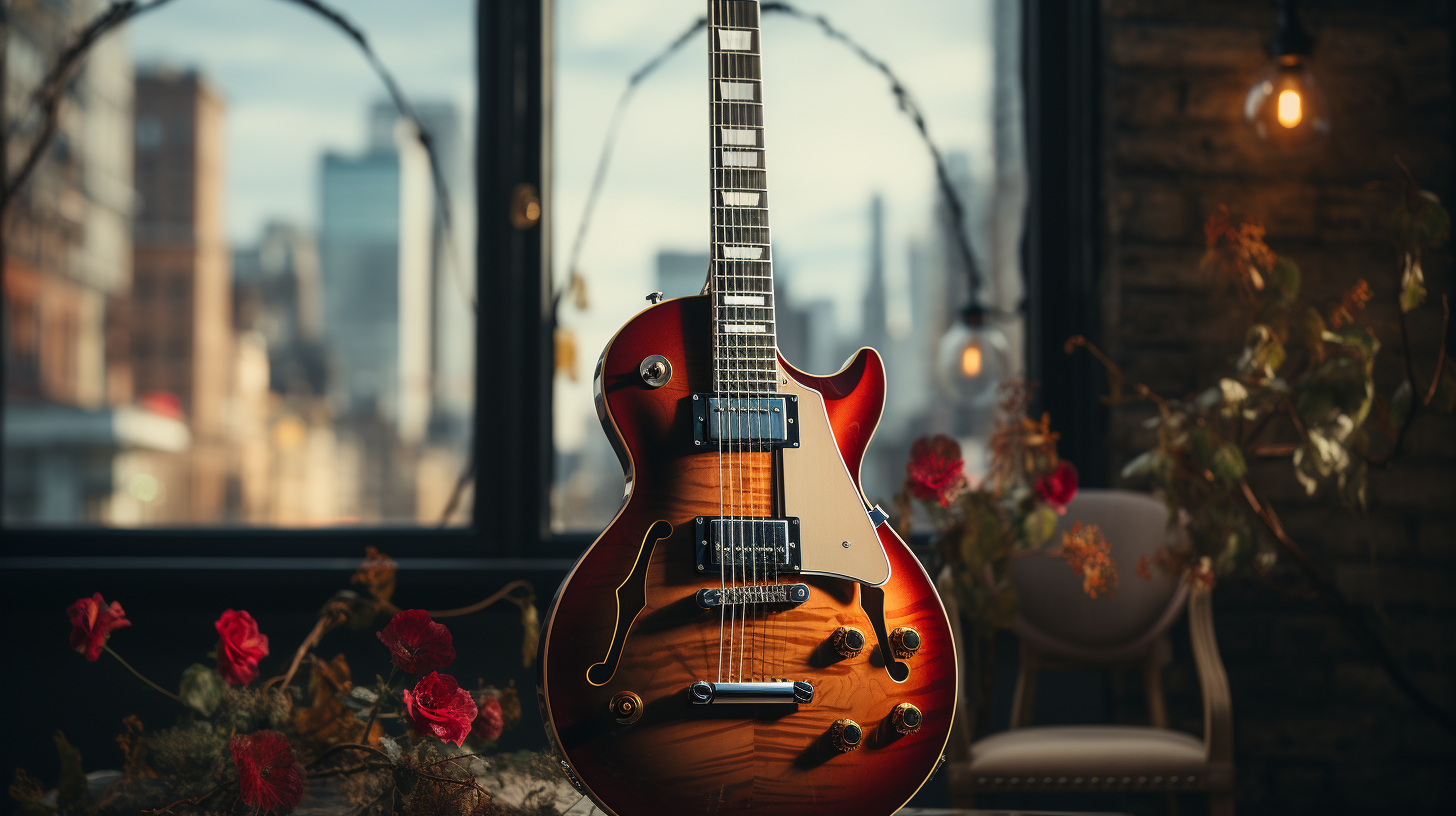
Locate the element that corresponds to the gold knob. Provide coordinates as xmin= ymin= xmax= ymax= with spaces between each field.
xmin=830 ymin=626 xmax=866 ymax=658
xmin=609 ymin=690 xmax=643 ymax=724
xmin=890 ymin=626 xmax=922 ymax=659
xmin=891 ymin=703 xmax=923 ymax=735
xmin=830 ymin=718 xmax=863 ymax=752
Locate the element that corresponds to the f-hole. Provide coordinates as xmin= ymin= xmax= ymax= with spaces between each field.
xmin=860 ymin=584 xmax=910 ymax=682
xmin=587 ymin=520 xmax=673 ymax=686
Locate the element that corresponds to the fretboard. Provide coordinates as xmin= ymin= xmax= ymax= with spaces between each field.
xmin=709 ymin=0 xmax=776 ymax=394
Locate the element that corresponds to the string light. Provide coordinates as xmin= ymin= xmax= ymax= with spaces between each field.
xmin=1245 ymin=0 xmax=1329 ymax=152
xmin=936 ymin=304 xmax=1010 ymax=413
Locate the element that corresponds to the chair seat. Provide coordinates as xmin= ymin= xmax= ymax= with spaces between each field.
xmin=953 ymin=725 xmax=1227 ymax=792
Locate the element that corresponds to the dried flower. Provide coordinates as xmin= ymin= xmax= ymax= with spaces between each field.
xmin=1135 ymin=554 xmax=1155 ymax=581
xmin=906 ymin=435 xmax=968 ymax=508
xmin=351 ymin=546 xmax=397 ymax=605
xmin=1190 ymin=555 xmax=1217 ymax=588
xmin=1202 ymin=206 xmax=1276 ymax=303
xmin=1034 ymin=460 xmax=1079 ymax=514
xmin=1329 ymin=278 xmax=1373 ymax=328
xmin=67 ymin=593 xmax=131 ymax=661
xmin=215 ymin=609 xmax=269 ymax=686
xmin=377 ymin=609 xmax=456 ymax=674
xmin=404 ymin=672 xmax=478 ymax=746
xmin=472 ymin=694 xmax=505 ymax=741
xmin=1060 ymin=522 xmax=1118 ymax=599
xmin=230 ymin=730 xmax=304 ymax=814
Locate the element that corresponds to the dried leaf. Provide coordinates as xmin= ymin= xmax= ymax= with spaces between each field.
xmin=1021 ymin=505 xmax=1059 ymax=549
xmin=554 ymin=327 xmax=579 ymax=381
xmin=179 ymin=663 xmax=223 ymax=717
xmin=1399 ymin=254 xmax=1427 ymax=313
xmin=1330 ymin=279 xmax=1373 ymax=327
xmin=9 ymin=769 xmax=49 ymax=816
xmin=520 ymin=603 xmax=540 ymax=667
xmin=351 ymin=547 xmax=397 ymax=605
xmin=53 ymin=732 xmax=86 ymax=815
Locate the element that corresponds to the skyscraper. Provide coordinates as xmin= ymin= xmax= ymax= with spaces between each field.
xmin=131 ymin=67 xmax=234 ymax=521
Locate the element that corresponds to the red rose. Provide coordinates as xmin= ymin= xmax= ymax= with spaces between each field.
xmin=376 ymin=609 xmax=455 ymax=674
xmin=1035 ymin=460 xmax=1079 ymax=514
xmin=906 ymin=435 xmax=968 ymax=508
xmin=67 ymin=593 xmax=131 ymax=661
xmin=472 ymin=693 xmax=505 ymax=741
xmin=403 ymin=672 xmax=478 ymax=746
xmin=230 ymin=730 xmax=304 ymax=814
xmin=215 ymin=609 xmax=269 ymax=686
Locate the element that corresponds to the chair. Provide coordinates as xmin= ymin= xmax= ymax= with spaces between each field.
xmin=938 ymin=489 xmax=1234 ymax=815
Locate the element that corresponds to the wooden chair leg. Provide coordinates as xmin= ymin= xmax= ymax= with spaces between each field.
xmin=1143 ymin=649 xmax=1168 ymax=728
xmin=1164 ymin=791 xmax=1179 ymax=816
xmin=1009 ymin=641 xmax=1039 ymax=728
xmin=1208 ymin=792 xmax=1235 ymax=816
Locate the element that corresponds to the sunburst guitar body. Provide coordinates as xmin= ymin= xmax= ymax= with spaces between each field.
xmin=538 ymin=3 xmax=955 ymax=813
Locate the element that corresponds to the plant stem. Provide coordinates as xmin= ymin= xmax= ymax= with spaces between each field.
xmin=362 ymin=665 xmax=398 ymax=742
xmin=103 ymin=644 xmax=182 ymax=703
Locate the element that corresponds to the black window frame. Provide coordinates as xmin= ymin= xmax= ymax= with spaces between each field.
xmin=2 ymin=0 xmax=1103 ymax=562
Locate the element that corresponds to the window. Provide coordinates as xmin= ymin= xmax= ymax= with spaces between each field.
xmin=3 ymin=0 xmax=478 ymax=528
xmin=550 ymin=0 xmax=1027 ymax=532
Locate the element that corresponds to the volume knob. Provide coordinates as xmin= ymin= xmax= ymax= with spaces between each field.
xmin=830 ymin=626 xmax=866 ymax=658
xmin=891 ymin=702 xmax=923 ymax=734
xmin=890 ymin=626 xmax=922 ymax=659
xmin=609 ymin=690 xmax=644 ymax=724
xmin=830 ymin=718 xmax=863 ymax=752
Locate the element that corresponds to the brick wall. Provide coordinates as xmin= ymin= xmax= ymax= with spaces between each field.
xmin=1101 ymin=1 xmax=1453 ymax=813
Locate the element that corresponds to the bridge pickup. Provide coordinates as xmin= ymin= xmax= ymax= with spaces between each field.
xmin=695 ymin=583 xmax=810 ymax=609
xmin=692 ymin=394 xmax=800 ymax=448
xmin=694 ymin=516 xmax=802 ymax=573
xmin=689 ymin=680 xmax=814 ymax=705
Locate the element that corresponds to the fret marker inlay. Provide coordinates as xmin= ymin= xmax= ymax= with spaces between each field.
xmin=720 ymin=192 xmax=761 ymax=207
xmin=723 ymin=323 xmax=768 ymax=333
xmin=717 ymin=29 xmax=753 ymax=51
xmin=722 ymin=246 xmax=765 ymax=260
xmin=724 ymin=295 xmax=766 ymax=306
xmin=721 ymin=150 xmax=759 ymax=167
xmin=719 ymin=81 xmax=756 ymax=101
xmin=720 ymin=128 xmax=758 ymax=146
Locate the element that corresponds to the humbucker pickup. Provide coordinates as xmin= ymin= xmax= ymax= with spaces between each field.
xmin=692 ymin=394 xmax=800 ymax=448
xmin=694 ymin=516 xmax=802 ymax=573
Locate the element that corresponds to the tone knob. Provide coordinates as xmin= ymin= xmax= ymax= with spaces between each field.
xmin=609 ymin=690 xmax=644 ymax=724
xmin=891 ymin=703 xmax=923 ymax=735
xmin=890 ymin=626 xmax=922 ymax=659
xmin=830 ymin=626 xmax=866 ymax=658
xmin=830 ymin=718 xmax=863 ymax=752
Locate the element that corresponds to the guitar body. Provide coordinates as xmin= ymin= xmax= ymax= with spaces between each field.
xmin=538 ymin=295 xmax=957 ymax=816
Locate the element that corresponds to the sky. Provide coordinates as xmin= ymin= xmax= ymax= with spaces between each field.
xmin=118 ymin=0 xmax=999 ymax=457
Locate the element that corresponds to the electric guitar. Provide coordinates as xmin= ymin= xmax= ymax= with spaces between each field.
xmin=538 ymin=3 xmax=957 ymax=813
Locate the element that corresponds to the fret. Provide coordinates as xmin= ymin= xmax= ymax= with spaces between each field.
xmin=711 ymin=208 xmax=769 ymax=226
xmin=711 ymin=103 xmax=763 ymax=126
xmin=713 ymin=1 xmax=761 ymax=27
xmin=710 ymin=54 xmax=762 ymax=78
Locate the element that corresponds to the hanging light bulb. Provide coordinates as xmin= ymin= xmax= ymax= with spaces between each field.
xmin=936 ymin=304 xmax=1010 ymax=412
xmin=1244 ymin=0 xmax=1329 ymax=152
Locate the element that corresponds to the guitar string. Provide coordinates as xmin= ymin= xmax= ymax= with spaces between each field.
xmin=711 ymin=0 xmax=729 ymax=686
xmin=729 ymin=0 xmax=750 ymax=684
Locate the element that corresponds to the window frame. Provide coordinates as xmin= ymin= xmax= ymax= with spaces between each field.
xmin=2 ymin=0 xmax=1101 ymax=559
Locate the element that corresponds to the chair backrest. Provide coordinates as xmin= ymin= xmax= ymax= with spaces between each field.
xmin=1008 ymin=489 xmax=1189 ymax=665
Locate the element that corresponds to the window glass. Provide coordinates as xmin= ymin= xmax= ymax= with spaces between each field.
xmin=3 ymin=0 xmax=476 ymax=526
xmin=552 ymin=0 xmax=1025 ymax=532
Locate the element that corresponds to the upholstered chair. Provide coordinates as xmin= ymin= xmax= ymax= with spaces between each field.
xmin=938 ymin=489 xmax=1234 ymax=816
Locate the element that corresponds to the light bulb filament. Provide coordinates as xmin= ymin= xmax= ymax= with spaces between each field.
xmin=1276 ymin=89 xmax=1302 ymax=128
xmin=960 ymin=342 xmax=983 ymax=379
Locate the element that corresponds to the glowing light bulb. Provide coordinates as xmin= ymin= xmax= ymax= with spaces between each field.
xmin=1276 ymin=89 xmax=1302 ymax=128
xmin=960 ymin=341 xmax=983 ymax=378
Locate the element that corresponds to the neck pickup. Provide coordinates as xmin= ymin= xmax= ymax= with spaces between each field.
xmin=693 ymin=394 xmax=799 ymax=446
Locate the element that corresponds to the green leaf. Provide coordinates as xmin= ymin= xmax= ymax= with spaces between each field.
xmin=52 ymin=732 xmax=86 ymax=815
xmin=179 ymin=663 xmax=223 ymax=717
xmin=1296 ymin=306 xmax=1327 ymax=359
xmin=1210 ymin=443 xmax=1247 ymax=484
xmin=1021 ymin=505 xmax=1059 ymax=549
xmin=1237 ymin=324 xmax=1286 ymax=379
xmin=1400 ymin=253 xmax=1427 ymax=313
xmin=1270 ymin=256 xmax=1301 ymax=303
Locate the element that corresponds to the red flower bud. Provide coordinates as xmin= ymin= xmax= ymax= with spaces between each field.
xmin=472 ymin=693 xmax=505 ymax=741
xmin=230 ymin=730 xmax=304 ymax=814
xmin=906 ymin=435 xmax=969 ymax=508
xmin=1035 ymin=460 xmax=1079 ymax=514
xmin=215 ymin=609 xmax=269 ymax=686
xmin=403 ymin=672 xmax=478 ymax=746
xmin=376 ymin=609 xmax=455 ymax=674
xmin=67 ymin=593 xmax=131 ymax=662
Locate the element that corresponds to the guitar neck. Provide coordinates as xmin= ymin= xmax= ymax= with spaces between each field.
xmin=709 ymin=0 xmax=776 ymax=394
